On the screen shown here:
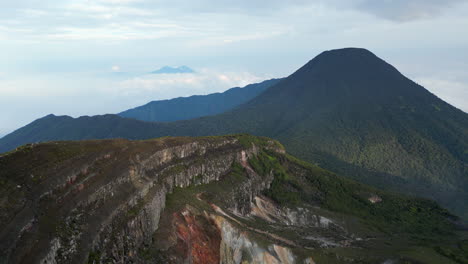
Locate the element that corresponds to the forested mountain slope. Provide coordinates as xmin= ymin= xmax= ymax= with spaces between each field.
xmin=1 ymin=48 xmax=467 ymax=219
xmin=118 ymin=78 xmax=280 ymax=122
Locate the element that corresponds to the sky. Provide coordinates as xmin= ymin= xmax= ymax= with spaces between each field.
xmin=1 ymin=0 xmax=467 ymax=137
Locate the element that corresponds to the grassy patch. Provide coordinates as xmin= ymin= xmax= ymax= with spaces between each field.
xmin=87 ymin=250 xmax=101 ymax=264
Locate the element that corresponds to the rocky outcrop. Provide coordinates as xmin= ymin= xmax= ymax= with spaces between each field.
xmin=0 ymin=136 xmax=283 ymax=264
xmin=0 ymin=135 xmax=459 ymax=264
xmin=250 ymin=196 xmax=337 ymax=228
xmin=87 ymin=141 xmax=252 ymax=263
xmin=214 ymin=214 xmax=298 ymax=264
xmin=153 ymin=202 xmax=319 ymax=264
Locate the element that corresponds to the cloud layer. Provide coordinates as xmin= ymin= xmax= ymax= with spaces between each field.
xmin=1 ymin=0 xmax=466 ymax=43
xmin=356 ymin=0 xmax=466 ymax=21
xmin=0 ymin=69 xmax=266 ymax=135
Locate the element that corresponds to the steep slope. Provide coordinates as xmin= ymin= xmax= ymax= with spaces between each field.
xmin=118 ymin=78 xmax=280 ymax=122
xmin=212 ymin=48 xmax=468 ymax=219
xmin=0 ymin=135 xmax=464 ymax=264
xmin=1 ymin=48 xmax=467 ymax=219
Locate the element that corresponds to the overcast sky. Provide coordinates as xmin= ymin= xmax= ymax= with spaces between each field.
xmin=1 ymin=0 xmax=467 ymax=136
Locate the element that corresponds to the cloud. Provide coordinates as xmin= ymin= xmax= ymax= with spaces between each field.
xmin=0 ymin=69 xmax=267 ymax=135
xmin=0 ymin=0 xmax=293 ymax=43
xmin=1 ymin=0 xmax=465 ymax=46
xmin=355 ymin=0 xmax=466 ymax=21
xmin=115 ymin=69 xmax=265 ymax=98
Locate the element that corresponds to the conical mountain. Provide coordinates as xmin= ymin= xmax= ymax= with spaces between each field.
xmin=218 ymin=48 xmax=468 ymax=218
xmin=1 ymin=48 xmax=467 ymax=218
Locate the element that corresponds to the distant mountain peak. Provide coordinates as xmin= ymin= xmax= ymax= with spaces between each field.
xmin=322 ymin=47 xmax=374 ymax=55
xmin=281 ymin=47 xmax=406 ymax=101
xmin=300 ymin=47 xmax=381 ymax=70
xmin=150 ymin=65 xmax=195 ymax=74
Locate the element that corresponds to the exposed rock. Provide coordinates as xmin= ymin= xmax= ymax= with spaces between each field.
xmin=0 ymin=135 xmax=459 ymax=264
xmin=172 ymin=207 xmax=221 ymax=264
xmin=214 ymin=214 xmax=296 ymax=264
xmin=0 ymin=136 xmax=279 ymax=264
xmin=368 ymin=195 xmax=382 ymax=204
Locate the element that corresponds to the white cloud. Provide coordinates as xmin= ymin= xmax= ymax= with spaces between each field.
xmin=115 ymin=69 xmax=265 ymax=98
xmin=1 ymin=0 xmax=465 ymax=46
xmin=355 ymin=0 xmax=466 ymax=22
xmin=66 ymin=2 xmax=153 ymax=16
xmin=0 ymin=1 xmax=290 ymax=43
xmin=22 ymin=9 xmax=48 ymax=17
xmin=44 ymin=24 xmax=186 ymax=41
xmin=98 ymin=0 xmax=143 ymax=4
xmin=0 ymin=69 xmax=267 ymax=135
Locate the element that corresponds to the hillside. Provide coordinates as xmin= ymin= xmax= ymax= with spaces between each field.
xmin=0 ymin=48 xmax=467 ymax=220
xmin=118 ymin=78 xmax=280 ymax=122
xmin=0 ymin=135 xmax=465 ymax=264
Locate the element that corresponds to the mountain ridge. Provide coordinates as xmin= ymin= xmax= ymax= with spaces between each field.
xmin=0 ymin=135 xmax=464 ymax=263
xmin=150 ymin=65 xmax=195 ymax=74
xmin=1 ymin=47 xmax=467 ymax=219
xmin=118 ymin=78 xmax=281 ymax=122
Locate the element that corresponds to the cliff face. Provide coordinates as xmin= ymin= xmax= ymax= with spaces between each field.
xmin=0 ymin=135 xmax=283 ymax=264
xmin=0 ymin=135 xmax=461 ymax=264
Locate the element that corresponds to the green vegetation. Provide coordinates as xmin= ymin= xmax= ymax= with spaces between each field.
xmin=127 ymin=198 xmax=146 ymax=218
xmin=159 ymin=142 xmax=463 ymax=263
xmin=137 ymin=245 xmax=156 ymax=261
xmin=2 ymin=48 xmax=466 ymax=221
xmin=162 ymin=164 xmax=187 ymax=176
xmin=87 ymin=250 xmax=101 ymax=264
xmin=235 ymin=134 xmax=279 ymax=149
xmin=249 ymin=151 xmax=301 ymax=205
xmin=165 ymin=161 xmax=249 ymax=213
xmin=249 ymin=150 xmax=457 ymax=240
xmin=1 ymin=133 xmax=456 ymax=263
xmin=435 ymin=240 xmax=468 ymax=264
xmin=119 ymin=79 xmax=281 ymax=122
